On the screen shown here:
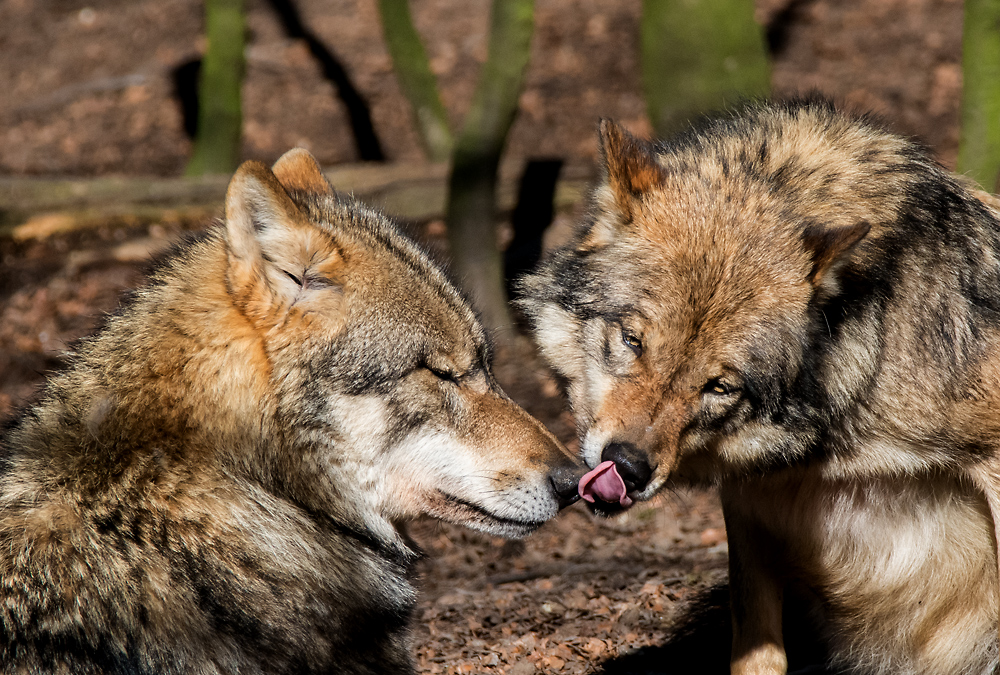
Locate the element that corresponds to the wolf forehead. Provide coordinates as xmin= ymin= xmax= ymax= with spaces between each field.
xmin=295 ymin=193 xmax=478 ymax=321
xmin=289 ymin=197 xmax=487 ymax=361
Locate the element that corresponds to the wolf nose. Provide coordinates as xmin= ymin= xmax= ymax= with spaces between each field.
xmin=549 ymin=462 xmax=584 ymax=509
xmin=600 ymin=442 xmax=653 ymax=493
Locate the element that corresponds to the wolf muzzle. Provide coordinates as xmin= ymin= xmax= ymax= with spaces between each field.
xmin=577 ymin=441 xmax=654 ymax=514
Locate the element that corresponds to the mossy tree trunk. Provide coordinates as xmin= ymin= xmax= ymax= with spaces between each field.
xmin=186 ymin=0 xmax=245 ymax=176
xmin=958 ymin=0 xmax=1000 ymax=192
xmin=377 ymin=0 xmax=453 ymax=162
xmin=642 ymin=0 xmax=770 ymax=138
xmin=445 ymin=0 xmax=534 ymax=341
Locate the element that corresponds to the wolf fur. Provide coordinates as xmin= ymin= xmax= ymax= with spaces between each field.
xmin=0 ymin=148 xmax=582 ymax=674
xmin=520 ymin=99 xmax=1000 ymax=674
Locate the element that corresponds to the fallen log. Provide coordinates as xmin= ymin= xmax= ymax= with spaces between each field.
xmin=0 ymin=162 xmax=589 ymax=240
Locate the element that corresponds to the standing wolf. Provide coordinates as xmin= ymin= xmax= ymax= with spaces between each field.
xmin=0 ymin=149 xmax=582 ymax=674
xmin=520 ymin=99 xmax=1000 ymax=674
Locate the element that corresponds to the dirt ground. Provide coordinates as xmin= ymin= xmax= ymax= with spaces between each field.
xmin=0 ymin=0 xmax=968 ymax=672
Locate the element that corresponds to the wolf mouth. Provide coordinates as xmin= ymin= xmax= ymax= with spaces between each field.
xmin=438 ymin=492 xmax=547 ymax=535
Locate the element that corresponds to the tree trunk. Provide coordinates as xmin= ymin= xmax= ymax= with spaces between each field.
xmin=377 ymin=0 xmax=453 ymax=162
xmin=959 ymin=0 xmax=1000 ymax=192
xmin=445 ymin=0 xmax=535 ymax=342
xmin=186 ymin=0 xmax=245 ymax=176
xmin=642 ymin=0 xmax=770 ymax=138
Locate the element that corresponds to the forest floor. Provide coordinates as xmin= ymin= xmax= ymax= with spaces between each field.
xmin=0 ymin=0 xmax=967 ymax=671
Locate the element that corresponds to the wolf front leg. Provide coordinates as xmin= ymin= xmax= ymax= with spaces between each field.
xmin=724 ymin=501 xmax=788 ymax=675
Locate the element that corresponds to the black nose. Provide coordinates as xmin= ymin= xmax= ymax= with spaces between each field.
xmin=601 ymin=442 xmax=653 ymax=493
xmin=548 ymin=461 xmax=585 ymax=509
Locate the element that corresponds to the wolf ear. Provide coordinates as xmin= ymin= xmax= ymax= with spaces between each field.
xmin=224 ymin=160 xmax=342 ymax=317
xmin=801 ymin=221 xmax=870 ymax=286
xmin=225 ymin=160 xmax=302 ymax=271
xmin=271 ymin=148 xmax=334 ymax=197
xmin=598 ymin=119 xmax=666 ymax=223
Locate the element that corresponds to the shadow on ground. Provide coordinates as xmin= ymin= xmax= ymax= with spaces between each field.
xmin=598 ymin=585 xmax=841 ymax=675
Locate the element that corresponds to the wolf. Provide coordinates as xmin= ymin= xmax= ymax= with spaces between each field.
xmin=0 ymin=148 xmax=583 ymax=674
xmin=520 ymin=99 xmax=1000 ymax=674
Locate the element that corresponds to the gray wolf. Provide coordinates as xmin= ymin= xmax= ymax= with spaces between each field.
xmin=0 ymin=148 xmax=583 ymax=674
xmin=520 ymin=99 xmax=1000 ymax=674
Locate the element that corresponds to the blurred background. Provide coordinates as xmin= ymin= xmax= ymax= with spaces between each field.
xmin=0 ymin=0 xmax=972 ymax=175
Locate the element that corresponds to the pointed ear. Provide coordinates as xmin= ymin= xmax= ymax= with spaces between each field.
xmin=224 ymin=160 xmax=343 ymax=320
xmin=598 ymin=119 xmax=666 ymax=222
xmin=801 ymin=221 xmax=870 ymax=286
xmin=224 ymin=160 xmax=302 ymax=269
xmin=271 ymin=148 xmax=334 ymax=197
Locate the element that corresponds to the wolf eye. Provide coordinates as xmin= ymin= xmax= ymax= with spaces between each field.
xmin=704 ymin=378 xmax=739 ymax=397
xmin=423 ymin=363 xmax=458 ymax=384
xmin=621 ymin=331 xmax=643 ymax=357
xmin=283 ymin=269 xmax=303 ymax=286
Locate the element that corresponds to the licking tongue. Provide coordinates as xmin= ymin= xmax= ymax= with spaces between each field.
xmin=578 ymin=460 xmax=633 ymax=507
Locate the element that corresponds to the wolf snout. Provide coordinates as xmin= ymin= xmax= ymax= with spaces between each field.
xmin=548 ymin=461 xmax=586 ymax=509
xmin=600 ymin=442 xmax=653 ymax=494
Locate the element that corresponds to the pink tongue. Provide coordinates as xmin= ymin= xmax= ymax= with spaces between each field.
xmin=578 ymin=460 xmax=633 ymax=507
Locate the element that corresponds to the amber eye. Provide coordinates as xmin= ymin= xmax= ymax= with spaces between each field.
xmin=704 ymin=378 xmax=739 ymax=397
xmin=621 ymin=330 xmax=643 ymax=357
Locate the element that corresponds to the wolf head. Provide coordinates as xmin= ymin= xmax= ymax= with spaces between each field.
xmin=519 ymin=101 xmax=929 ymax=508
xmin=65 ymin=149 xmax=581 ymax=542
xmin=224 ymin=150 xmax=587 ymax=538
